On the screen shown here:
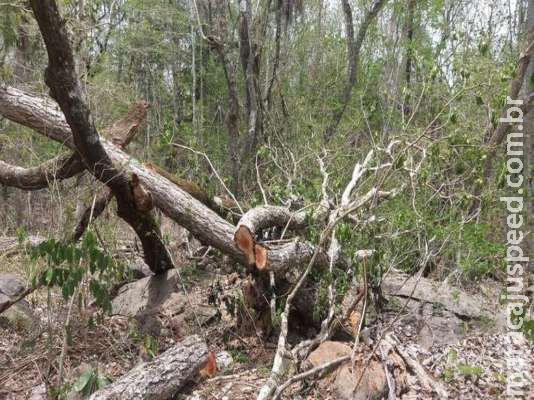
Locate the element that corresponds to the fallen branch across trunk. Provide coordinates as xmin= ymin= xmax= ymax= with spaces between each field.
xmin=71 ymin=101 xmax=149 ymax=242
xmin=88 ymin=335 xmax=208 ymax=400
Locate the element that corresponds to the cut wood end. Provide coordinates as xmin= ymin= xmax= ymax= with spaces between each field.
xmin=254 ymin=244 xmax=268 ymax=271
xmin=234 ymin=225 xmax=255 ymax=266
xmin=199 ymin=351 xmax=218 ymax=379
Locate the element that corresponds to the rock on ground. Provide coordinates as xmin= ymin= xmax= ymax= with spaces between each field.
xmin=0 ymin=273 xmax=36 ymax=330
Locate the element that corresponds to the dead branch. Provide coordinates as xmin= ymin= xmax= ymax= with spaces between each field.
xmin=272 ymin=355 xmax=351 ymax=400
xmin=393 ymin=336 xmax=448 ymax=398
xmin=0 ymin=285 xmax=35 ymax=314
xmin=0 ymin=153 xmax=84 ymax=190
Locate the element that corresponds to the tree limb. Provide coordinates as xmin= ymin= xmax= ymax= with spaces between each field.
xmin=0 ymin=86 xmax=335 ymax=275
xmin=0 ymin=153 xmax=83 ymax=190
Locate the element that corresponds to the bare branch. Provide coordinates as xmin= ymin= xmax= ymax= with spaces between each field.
xmin=0 ymin=153 xmax=83 ymax=190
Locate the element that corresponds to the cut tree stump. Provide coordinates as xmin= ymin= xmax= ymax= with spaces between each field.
xmin=89 ymin=335 xmax=208 ymax=400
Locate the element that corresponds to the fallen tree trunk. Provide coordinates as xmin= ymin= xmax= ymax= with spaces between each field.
xmin=0 ymin=86 xmax=337 ymax=274
xmin=0 ymin=85 xmax=74 ymax=147
xmin=144 ymin=161 xmax=231 ymax=217
xmin=89 ymin=335 xmax=208 ymax=400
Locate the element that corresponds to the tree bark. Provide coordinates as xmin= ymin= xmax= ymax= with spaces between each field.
xmin=323 ymin=0 xmax=388 ymax=142
xmin=238 ymin=0 xmax=263 ymax=169
xmin=28 ymin=0 xmax=173 ymax=274
xmin=88 ymin=335 xmax=208 ymax=400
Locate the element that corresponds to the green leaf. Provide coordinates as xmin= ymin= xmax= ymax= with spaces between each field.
xmin=479 ymin=41 xmax=489 ymax=56
xmin=73 ymin=370 xmax=94 ymax=392
xmin=45 ymin=269 xmax=55 ymax=286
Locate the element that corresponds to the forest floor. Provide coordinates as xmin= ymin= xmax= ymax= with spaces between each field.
xmin=0 ymin=233 xmax=533 ymax=400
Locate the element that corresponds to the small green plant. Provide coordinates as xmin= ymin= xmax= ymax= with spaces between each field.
xmin=73 ymin=368 xmax=112 ymax=397
xmin=456 ymin=363 xmax=484 ymax=379
xmin=143 ymin=334 xmax=159 ymax=359
xmin=30 ymin=231 xmax=121 ymax=314
xmin=452 ymin=289 xmax=460 ymax=305
xmin=441 ymin=367 xmax=455 ymax=382
xmin=441 ymin=349 xmax=484 ymax=382
xmin=509 ymin=307 xmax=534 ymax=341
xmin=178 ymin=263 xmax=201 ymax=287
xmin=229 ymin=348 xmax=249 ymax=364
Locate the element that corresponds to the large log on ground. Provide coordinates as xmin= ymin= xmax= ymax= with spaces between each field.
xmin=89 ymin=335 xmax=208 ymax=400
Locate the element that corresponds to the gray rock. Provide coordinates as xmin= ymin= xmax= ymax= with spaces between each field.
xmin=0 ymin=272 xmax=26 ymax=298
xmin=29 ymin=383 xmax=47 ymax=400
xmin=127 ymin=258 xmax=153 ymax=280
xmin=111 ymin=269 xmax=217 ymax=334
xmin=112 ymin=270 xmax=185 ymax=317
xmin=382 ymin=272 xmax=500 ymax=322
xmin=216 ymin=351 xmax=233 ymax=370
xmin=0 ymin=273 xmax=37 ymax=330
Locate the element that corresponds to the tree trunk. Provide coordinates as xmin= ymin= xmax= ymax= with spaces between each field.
xmin=29 ymin=0 xmax=173 ymax=274
xmin=323 ymin=0 xmax=388 ymax=142
xmin=402 ymin=0 xmax=416 ymax=116
xmin=89 ymin=335 xmax=208 ymax=400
